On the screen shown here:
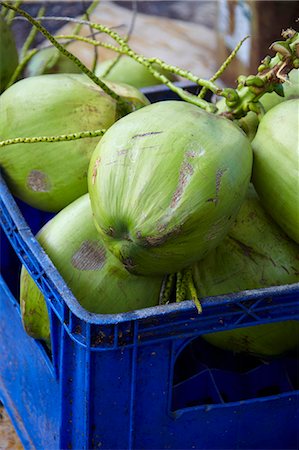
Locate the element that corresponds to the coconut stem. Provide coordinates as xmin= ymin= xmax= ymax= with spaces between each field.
xmin=219 ymin=29 xmax=299 ymax=120
xmin=199 ymin=36 xmax=250 ymax=100
xmin=184 ymin=268 xmax=202 ymax=313
xmin=176 ymin=271 xmax=186 ymax=303
xmin=4 ymin=0 xmax=21 ymax=25
xmin=0 ymin=2 xmax=131 ymax=112
xmin=52 ymin=34 xmax=217 ymax=112
xmin=20 ymin=4 xmax=45 ymax=60
xmin=159 ymin=273 xmax=175 ymax=305
xmin=101 ymin=0 xmax=138 ymax=78
xmin=72 ymin=0 xmax=99 ymax=37
xmin=6 ymin=48 xmax=38 ymax=89
xmin=27 ymin=15 xmax=220 ymax=111
xmin=53 ymin=27 xmax=221 ymax=92
xmin=0 ymin=129 xmax=106 ymax=148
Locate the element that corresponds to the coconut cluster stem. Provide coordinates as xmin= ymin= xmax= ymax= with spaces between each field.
xmin=27 ymin=15 xmax=219 ymax=111
xmin=0 ymin=1 xmax=131 ymax=112
xmin=159 ymin=273 xmax=175 ymax=305
xmin=0 ymin=129 xmax=106 ymax=148
xmin=102 ymin=0 xmax=138 ymax=78
xmin=199 ymin=36 xmax=250 ymax=100
xmin=4 ymin=0 xmax=21 ymax=24
xmin=6 ymin=48 xmax=38 ymax=89
xmin=174 ymin=268 xmax=201 ymax=312
xmin=219 ymin=29 xmax=299 ymax=119
xmin=20 ymin=4 xmax=45 ymax=60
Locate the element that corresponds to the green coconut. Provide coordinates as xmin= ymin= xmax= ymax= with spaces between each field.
xmin=0 ymin=74 xmax=149 ymax=212
xmin=20 ymin=193 xmax=163 ymax=345
xmin=193 ymin=185 xmax=299 ymax=356
xmin=88 ymin=100 xmax=253 ymax=276
xmin=251 ymin=99 xmax=299 ymax=243
xmin=95 ymin=56 xmax=178 ymax=89
xmin=25 ymin=46 xmax=82 ymax=77
xmin=216 ymin=69 xmax=299 ymax=142
xmin=0 ymin=16 xmax=18 ymax=93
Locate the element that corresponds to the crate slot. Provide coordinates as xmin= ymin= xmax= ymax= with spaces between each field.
xmin=171 ymin=336 xmax=297 ymax=411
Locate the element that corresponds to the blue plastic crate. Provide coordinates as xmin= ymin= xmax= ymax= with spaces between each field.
xmin=0 ymin=84 xmax=299 ymax=450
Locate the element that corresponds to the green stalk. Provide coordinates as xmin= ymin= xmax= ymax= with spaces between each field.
xmin=5 ymin=0 xmax=21 ymax=24
xmin=199 ymin=36 xmax=250 ymax=99
xmin=27 ymin=15 xmax=219 ymax=111
xmin=219 ymin=29 xmax=299 ymax=119
xmin=101 ymin=0 xmax=137 ymax=77
xmin=6 ymin=48 xmax=38 ymax=89
xmin=0 ymin=2 xmax=129 ymax=111
xmin=0 ymin=129 xmax=106 ymax=148
xmin=20 ymin=5 xmax=45 ymax=59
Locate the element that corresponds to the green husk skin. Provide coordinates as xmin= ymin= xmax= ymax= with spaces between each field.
xmin=252 ymin=99 xmax=299 ymax=244
xmin=20 ymin=193 xmax=163 ymax=345
xmin=95 ymin=56 xmax=178 ymax=89
xmin=0 ymin=74 xmax=149 ymax=212
xmin=88 ymin=100 xmax=253 ymax=276
xmin=25 ymin=46 xmax=82 ymax=77
xmin=0 ymin=16 xmax=18 ymax=93
xmin=193 ymin=185 xmax=299 ymax=357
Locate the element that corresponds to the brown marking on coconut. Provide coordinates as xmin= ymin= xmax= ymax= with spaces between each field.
xmin=142 ymin=224 xmax=182 ymax=248
xmin=106 ymin=226 xmax=115 ymax=237
xmin=86 ymin=104 xmax=103 ymax=114
xmin=185 ymin=149 xmax=199 ymax=158
xmin=281 ymin=265 xmax=290 ymax=274
xmin=131 ymin=131 xmax=163 ymax=139
xmin=206 ymin=168 xmax=227 ymax=205
xmin=27 ymin=170 xmax=51 ymax=192
xmin=117 ymin=148 xmax=129 ymax=157
xmin=291 ymin=266 xmax=299 ymax=275
xmin=122 ymin=257 xmax=136 ymax=271
xmin=92 ymin=158 xmax=100 ymax=185
xmin=71 ymin=240 xmax=106 ymax=270
xmin=170 ymin=161 xmax=194 ymax=209
xmin=139 ymin=145 xmax=160 ymax=151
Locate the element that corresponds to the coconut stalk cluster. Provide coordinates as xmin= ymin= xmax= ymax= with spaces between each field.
xmin=0 ymin=2 xmax=298 ymax=357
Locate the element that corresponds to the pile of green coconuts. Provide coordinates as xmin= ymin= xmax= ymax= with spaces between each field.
xmin=0 ymin=3 xmax=298 ymax=358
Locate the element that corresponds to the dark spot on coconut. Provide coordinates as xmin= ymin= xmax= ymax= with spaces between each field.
xmin=143 ymin=225 xmax=182 ymax=248
xmin=92 ymin=158 xmax=100 ymax=185
xmin=86 ymin=104 xmax=101 ymax=114
xmin=281 ymin=265 xmax=290 ymax=274
xmin=206 ymin=168 xmax=227 ymax=206
xmin=71 ymin=240 xmax=106 ymax=271
xmin=140 ymin=145 xmax=160 ymax=151
xmin=206 ymin=197 xmax=218 ymax=204
xmin=122 ymin=257 xmax=135 ymax=271
xmin=248 ymin=211 xmax=257 ymax=220
xmin=27 ymin=170 xmax=51 ymax=192
xmin=132 ymin=131 xmax=163 ymax=139
xmin=117 ymin=148 xmax=129 ymax=156
xmin=156 ymin=223 xmax=167 ymax=233
xmin=269 ymin=257 xmax=277 ymax=267
xmin=185 ymin=150 xmax=197 ymax=158
xmin=291 ymin=266 xmax=299 ymax=276
xmin=170 ymin=161 xmax=194 ymax=208
xmin=230 ymin=237 xmax=254 ymax=260
xmin=106 ymin=227 xmax=115 ymax=237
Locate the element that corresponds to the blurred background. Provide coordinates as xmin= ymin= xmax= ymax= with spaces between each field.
xmin=8 ymin=0 xmax=299 ymax=87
